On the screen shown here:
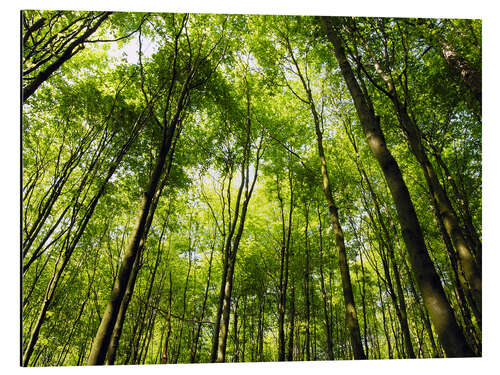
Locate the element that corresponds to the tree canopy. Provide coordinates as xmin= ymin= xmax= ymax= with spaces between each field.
xmin=21 ymin=10 xmax=482 ymax=366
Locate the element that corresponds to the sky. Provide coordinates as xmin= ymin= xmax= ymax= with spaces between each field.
xmin=106 ymin=33 xmax=157 ymax=66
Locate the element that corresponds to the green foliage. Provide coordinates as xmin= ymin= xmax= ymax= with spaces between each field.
xmin=22 ymin=11 xmax=481 ymax=366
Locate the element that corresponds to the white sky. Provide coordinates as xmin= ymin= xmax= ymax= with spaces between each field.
xmin=104 ymin=32 xmax=157 ymax=66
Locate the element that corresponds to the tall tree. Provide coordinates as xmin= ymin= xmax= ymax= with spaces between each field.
xmin=320 ymin=16 xmax=474 ymax=357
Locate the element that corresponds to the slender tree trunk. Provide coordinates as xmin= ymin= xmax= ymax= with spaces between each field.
xmin=376 ymin=259 xmax=392 ymax=359
xmin=190 ymin=239 xmax=215 ymax=363
xmin=303 ymin=201 xmax=311 ymax=361
xmin=257 ymin=295 xmax=265 ymax=361
xmin=106 ymin=146 xmax=176 ymax=365
xmin=173 ymin=246 xmax=193 ymax=364
xmin=232 ymin=298 xmax=240 ymax=362
xmin=388 ymin=242 xmax=415 ymax=358
xmin=161 ymin=272 xmax=173 ymax=364
xmin=345 ymin=121 xmax=416 ymax=358
xmin=431 ymin=197 xmax=481 ymax=354
xmin=317 ymin=206 xmax=334 ymax=360
xmin=277 ymin=169 xmax=293 ymax=361
xmin=211 ymin=244 xmax=229 ymax=362
xmin=86 ymin=149 xmax=169 ymax=364
xmin=287 ymin=281 xmax=295 ymax=361
xmin=398 ymin=109 xmax=482 ymax=318
xmin=369 ymin=291 xmax=382 ymax=359
xmin=22 ymin=136 xmax=132 ymax=366
xmin=358 ymin=249 xmax=369 ymax=358
xmin=86 ymin=19 xmax=201 ymax=362
xmin=388 ymin=307 xmax=402 ymax=358
xmin=86 ymin=65 xmax=193 ymax=364
xmin=241 ymin=296 xmax=247 ymax=362
xmin=217 ymin=256 xmax=236 ymax=362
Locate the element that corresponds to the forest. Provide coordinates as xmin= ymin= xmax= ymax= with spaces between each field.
xmin=21 ymin=10 xmax=482 ymax=366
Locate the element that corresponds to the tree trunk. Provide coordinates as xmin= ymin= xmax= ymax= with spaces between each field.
xmin=284 ymin=32 xmax=366 ymax=360
xmin=173 ymin=245 xmax=193 ymax=364
xmin=303 ymin=200 xmax=311 ymax=361
xmin=440 ymin=41 xmax=482 ymax=106
xmin=22 ymin=136 xmax=132 ymax=366
xmin=287 ymin=281 xmax=295 ymax=361
xmin=398 ymin=108 xmax=482 ymax=319
xmin=277 ymin=169 xmax=293 ymax=361
xmin=86 ymin=55 xmax=193 ymax=364
xmin=358 ymin=249 xmax=369 ymax=357
xmin=105 ymin=254 xmax=141 ymax=365
xmin=393 ymin=232 xmax=441 ymax=358
xmin=232 ymin=298 xmax=240 ymax=362
xmin=431 ymin=148 xmax=481 ymax=263
xmin=348 ymin=19 xmax=482 ymax=321
xmin=317 ymin=206 xmax=334 ymax=360
xmin=321 ymin=17 xmax=473 ymax=357
xmin=257 ymin=296 xmax=265 ymax=361
xmin=213 ymin=76 xmax=262 ymax=363
xmin=190 ymin=239 xmax=215 ymax=363
xmin=86 ymin=143 xmax=171 ymax=364
xmin=160 ymin=272 xmax=173 ymax=364
xmin=345 ymin=118 xmax=415 ymax=359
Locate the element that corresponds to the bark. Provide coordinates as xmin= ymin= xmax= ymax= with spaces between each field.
xmin=257 ymin=296 xmax=265 ymax=361
xmin=358 ymin=249 xmax=369 ymax=357
xmin=431 ymin=195 xmax=481 ymax=354
xmin=321 ymin=17 xmax=473 ymax=357
xmin=86 ymin=134 xmax=173 ymax=365
xmin=241 ymin=297 xmax=247 ymax=362
xmin=364 ymin=210 xmax=414 ymax=358
xmin=388 ymin=243 xmax=415 ymax=358
xmin=345 ymin=119 xmax=416 ymax=358
xmin=391 ymin=228 xmax=441 ymax=358
xmin=106 ymin=188 xmax=173 ymax=364
xmin=105 ymin=254 xmax=141 ymax=365
xmin=210 ymin=239 xmax=229 ymax=362
xmin=216 ymin=254 xmax=236 ymax=362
